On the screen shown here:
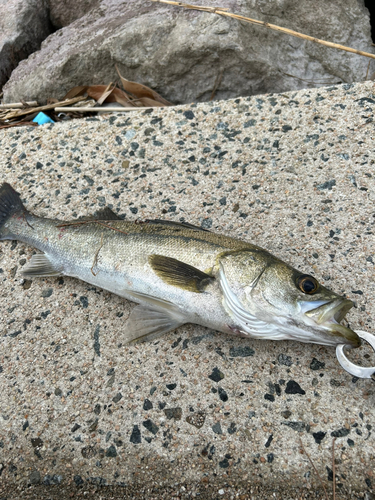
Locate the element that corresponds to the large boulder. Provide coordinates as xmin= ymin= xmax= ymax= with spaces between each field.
xmin=0 ymin=0 xmax=52 ymax=90
xmin=2 ymin=0 xmax=374 ymax=104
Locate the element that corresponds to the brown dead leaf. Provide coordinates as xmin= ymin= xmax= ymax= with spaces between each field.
xmin=64 ymin=84 xmax=136 ymax=107
xmin=86 ymin=85 xmax=135 ymax=107
xmin=116 ymin=66 xmax=172 ymax=106
xmin=63 ymin=86 xmax=89 ymax=99
xmin=96 ymin=83 xmax=115 ymax=105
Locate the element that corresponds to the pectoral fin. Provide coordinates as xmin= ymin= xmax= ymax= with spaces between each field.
xmin=149 ymin=254 xmax=214 ymax=293
xmin=124 ymin=303 xmax=185 ymax=343
xmin=21 ymin=254 xmax=63 ymax=277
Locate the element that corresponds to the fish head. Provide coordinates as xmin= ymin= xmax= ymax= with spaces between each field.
xmin=219 ymin=249 xmax=360 ymax=347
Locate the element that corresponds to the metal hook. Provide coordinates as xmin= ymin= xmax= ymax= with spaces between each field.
xmin=336 ymin=330 xmax=375 ymax=379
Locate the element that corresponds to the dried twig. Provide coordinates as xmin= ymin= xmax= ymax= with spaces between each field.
xmin=2 ymin=96 xmax=87 ymax=121
xmin=54 ymin=106 xmax=154 ymax=113
xmin=0 ymin=101 xmax=38 ymax=109
xmin=22 ymin=211 xmax=34 ymax=230
xmin=91 ymin=232 xmax=104 ymax=276
xmin=151 ymin=0 xmax=375 ymax=61
xmin=0 ymin=121 xmax=38 ymax=130
xmin=299 ymin=437 xmax=329 ymax=500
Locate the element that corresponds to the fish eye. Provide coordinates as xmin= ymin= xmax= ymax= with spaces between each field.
xmin=296 ymin=275 xmax=319 ymax=294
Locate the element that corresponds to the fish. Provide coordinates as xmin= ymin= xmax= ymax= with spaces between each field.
xmin=0 ymin=182 xmax=360 ymax=348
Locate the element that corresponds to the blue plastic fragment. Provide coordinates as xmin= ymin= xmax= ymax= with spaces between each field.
xmin=33 ymin=112 xmax=55 ymax=125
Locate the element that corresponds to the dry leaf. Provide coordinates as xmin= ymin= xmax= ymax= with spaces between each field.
xmin=63 ymin=86 xmax=89 ymax=99
xmin=116 ymin=66 xmax=172 ymax=106
xmin=86 ymin=85 xmax=135 ymax=107
xmin=96 ymin=83 xmax=115 ymax=105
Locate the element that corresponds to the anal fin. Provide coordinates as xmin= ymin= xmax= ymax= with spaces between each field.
xmin=124 ymin=303 xmax=185 ymax=344
xmin=22 ymin=253 xmax=63 ymax=278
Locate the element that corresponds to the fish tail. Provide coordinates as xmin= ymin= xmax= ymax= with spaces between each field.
xmin=0 ymin=183 xmax=27 ymax=239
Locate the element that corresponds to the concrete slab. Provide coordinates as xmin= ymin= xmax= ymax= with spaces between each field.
xmin=0 ymin=81 xmax=374 ymax=499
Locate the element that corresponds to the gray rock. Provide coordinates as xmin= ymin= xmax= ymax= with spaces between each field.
xmin=2 ymin=0 xmax=375 ymax=104
xmin=47 ymin=0 xmax=100 ymax=29
xmin=0 ymin=0 xmax=52 ymax=89
xmin=28 ymin=470 xmax=41 ymax=484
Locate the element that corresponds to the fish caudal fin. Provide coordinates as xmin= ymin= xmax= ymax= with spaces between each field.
xmin=0 ymin=183 xmax=27 ymax=239
xmin=124 ymin=303 xmax=186 ymax=343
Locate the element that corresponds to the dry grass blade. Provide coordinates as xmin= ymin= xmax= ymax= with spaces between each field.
xmin=299 ymin=437 xmax=329 ymax=500
xmin=91 ymin=232 xmax=104 ymax=277
xmin=151 ymin=0 xmax=375 ymax=60
xmin=116 ymin=66 xmax=172 ymax=106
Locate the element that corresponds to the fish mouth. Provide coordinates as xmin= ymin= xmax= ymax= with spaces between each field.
xmin=304 ymin=299 xmax=360 ymax=347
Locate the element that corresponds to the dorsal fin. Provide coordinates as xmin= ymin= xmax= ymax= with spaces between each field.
xmin=149 ymin=254 xmax=214 ymax=293
xmin=78 ymin=207 xmax=122 ymax=222
xmin=94 ymin=207 xmax=122 ymax=220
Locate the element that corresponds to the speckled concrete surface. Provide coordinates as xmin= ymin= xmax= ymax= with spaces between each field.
xmin=0 ymin=81 xmax=375 ymax=499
